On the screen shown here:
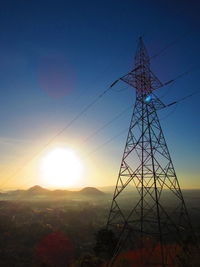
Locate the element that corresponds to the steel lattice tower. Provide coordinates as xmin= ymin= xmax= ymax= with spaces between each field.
xmin=107 ymin=38 xmax=195 ymax=266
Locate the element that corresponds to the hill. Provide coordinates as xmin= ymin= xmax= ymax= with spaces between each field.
xmin=26 ymin=185 xmax=50 ymax=194
xmin=0 ymin=185 xmax=105 ymax=200
xmin=79 ymin=187 xmax=104 ymax=195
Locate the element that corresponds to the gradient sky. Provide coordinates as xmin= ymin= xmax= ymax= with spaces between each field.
xmin=0 ymin=0 xmax=200 ymax=190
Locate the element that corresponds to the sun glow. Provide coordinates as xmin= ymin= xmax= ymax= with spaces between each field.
xmin=40 ymin=148 xmax=83 ymax=188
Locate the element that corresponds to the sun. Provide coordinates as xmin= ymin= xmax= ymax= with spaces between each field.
xmin=40 ymin=147 xmax=83 ymax=188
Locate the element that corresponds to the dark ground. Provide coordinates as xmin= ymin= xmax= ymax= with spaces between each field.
xmin=0 ymin=190 xmax=199 ymax=266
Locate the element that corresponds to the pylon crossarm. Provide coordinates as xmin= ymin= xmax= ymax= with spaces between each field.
xmin=119 ymin=66 xmax=163 ymax=92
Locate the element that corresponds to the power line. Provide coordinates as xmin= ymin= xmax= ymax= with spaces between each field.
xmin=160 ymin=103 xmax=179 ymax=121
xmin=111 ymin=85 xmax=129 ymax=92
xmin=81 ymin=106 xmax=132 ymax=145
xmin=0 ymin=105 xmax=131 ymax=189
xmin=1 ymin=87 xmax=198 ymax=189
xmin=165 ymin=89 xmax=200 ymax=108
xmin=1 ymin=75 xmax=198 ymax=190
xmin=0 ymin=85 xmax=114 ymax=188
xmin=1 ymin=34 xmax=199 ymax=189
xmin=1 ymin=74 xmax=198 ymax=189
xmin=162 ymin=65 xmax=200 ymax=87
xmin=87 ymin=89 xmax=200 ymax=158
xmin=84 ymin=128 xmax=128 ymax=159
xmin=150 ymin=29 xmax=195 ymax=60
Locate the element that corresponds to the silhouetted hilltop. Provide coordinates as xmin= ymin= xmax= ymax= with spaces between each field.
xmin=0 ymin=185 xmax=105 ymax=199
xmin=79 ymin=187 xmax=104 ymax=195
xmin=26 ymin=185 xmax=50 ymax=194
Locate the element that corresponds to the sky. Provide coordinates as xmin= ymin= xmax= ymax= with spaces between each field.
xmin=0 ymin=0 xmax=200 ymax=190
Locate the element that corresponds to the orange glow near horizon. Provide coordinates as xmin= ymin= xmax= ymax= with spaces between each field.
xmin=0 ymin=143 xmax=199 ymax=191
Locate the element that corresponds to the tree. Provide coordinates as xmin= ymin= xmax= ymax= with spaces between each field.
xmin=34 ymin=231 xmax=74 ymax=267
xmin=94 ymin=228 xmax=117 ymax=260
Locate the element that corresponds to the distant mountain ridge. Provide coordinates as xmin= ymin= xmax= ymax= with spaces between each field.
xmin=0 ymin=185 xmax=104 ymax=199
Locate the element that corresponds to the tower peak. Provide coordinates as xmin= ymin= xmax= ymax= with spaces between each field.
xmin=120 ymin=37 xmax=162 ymax=96
xmin=135 ymin=37 xmax=150 ymax=68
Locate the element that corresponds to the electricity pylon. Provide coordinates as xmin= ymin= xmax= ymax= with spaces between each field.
xmin=107 ymin=37 xmax=196 ymax=266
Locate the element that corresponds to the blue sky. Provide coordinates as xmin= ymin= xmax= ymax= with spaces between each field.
xmin=0 ymin=0 xmax=199 ymax=189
